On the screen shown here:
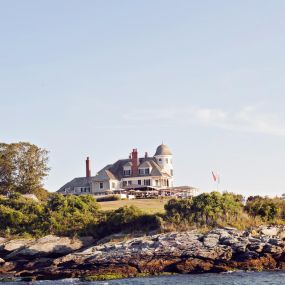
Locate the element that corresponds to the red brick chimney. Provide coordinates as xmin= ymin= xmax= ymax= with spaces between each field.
xmin=131 ymin=149 xmax=139 ymax=176
xmin=86 ymin=157 xmax=91 ymax=178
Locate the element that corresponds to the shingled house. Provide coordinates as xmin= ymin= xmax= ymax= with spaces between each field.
xmin=57 ymin=144 xmax=174 ymax=196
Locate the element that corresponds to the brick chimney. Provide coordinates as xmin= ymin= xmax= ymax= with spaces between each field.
xmin=145 ymin=152 xmax=148 ymax=158
xmin=131 ymin=149 xmax=139 ymax=176
xmin=86 ymin=157 xmax=91 ymax=178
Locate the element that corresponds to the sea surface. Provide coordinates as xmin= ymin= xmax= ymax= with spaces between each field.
xmin=1 ymin=271 xmax=285 ymax=285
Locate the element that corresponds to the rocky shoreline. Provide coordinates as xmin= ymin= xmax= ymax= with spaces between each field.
xmin=1 ymin=226 xmax=285 ymax=280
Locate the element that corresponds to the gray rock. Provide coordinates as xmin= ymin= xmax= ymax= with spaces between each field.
xmin=263 ymin=244 xmax=283 ymax=254
xmin=5 ymin=235 xmax=94 ymax=260
xmin=248 ymin=242 xmax=265 ymax=253
xmin=220 ymin=237 xmax=239 ymax=246
xmin=203 ymin=234 xmax=220 ymax=248
xmin=3 ymin=238 xmax=34 ymax=253
xmin=268 ymin=238 xmax=285 ymax=247
xmin=260 ymin=226 xmax=279 ymax=237
xmin=232 ymin=243 xmax=248 ymax=253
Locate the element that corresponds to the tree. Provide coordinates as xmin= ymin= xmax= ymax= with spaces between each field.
xmin=164 ymin=192 xmax=244 ymax=227
xmin=0 ymin=142 xmax=50 ymax=195
xmin=0 ymin=143 xmax=17 ymax=194
xmin=245 ymin=196 xmax=282 ymax=222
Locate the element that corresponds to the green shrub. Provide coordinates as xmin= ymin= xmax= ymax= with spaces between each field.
xmin=96 ymin=195 xmax=121 ymax=202
xmin=245 ymin=196 xmax=284 ymax=222
xmin=0 ymin=193 xmax=101 ymax=237
xmin=94 ymin=206 xmax=162 ymax=238
xmin=164 ymin=192 xmax=244 ymax=228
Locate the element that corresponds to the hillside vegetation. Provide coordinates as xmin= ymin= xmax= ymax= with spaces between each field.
xmin=1 ymin=191 xmax=285 ymax=238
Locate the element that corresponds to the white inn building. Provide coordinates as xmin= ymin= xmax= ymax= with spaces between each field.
xmin=58 ymin=144 xmax=174 ymax=195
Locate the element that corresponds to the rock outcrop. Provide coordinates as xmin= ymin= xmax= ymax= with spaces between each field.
xmin=1 ymin=226 xmax=285 ymax=280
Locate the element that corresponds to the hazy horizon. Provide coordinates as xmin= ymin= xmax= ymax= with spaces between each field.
xmin=1 ymin=1 xmax=285 ymax=197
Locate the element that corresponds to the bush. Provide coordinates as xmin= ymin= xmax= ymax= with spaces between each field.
xmin=245 ymin=196 xmax=283 ymax=222
xmin=94 ymin=206 xmax=162 ymax=238
xmin=0 ymin=193 xmax=101 ymax=237
xmin=164 ymin=192 xmax=244 ymax=228
xmin=96 ymin=195 xmax=121 ymax=202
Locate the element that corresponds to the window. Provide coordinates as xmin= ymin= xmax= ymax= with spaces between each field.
xmin=112 ymin=182 xmax=116 ymax=188
xmin=123 ymin=181 xmax=127 ymax=187
xmin=171 ymin=169 xmax=173 ymax=176
xmin=155 ymin=180 xmax=159 ymax=186
xmin=145 ymin=168 xmax=150 ymax=175
xmin=144 ymin=179 xmax=151 ymax=186
xmin=124 ymin=170 xmax=131 ymax=176
xmin=138 ymin=180 xmax=141 ymax=185
xmin=128 ymin=181 xmax=132 ymax=185
xmin=166 ymin=158 xmax=169 ymax=163
xmin=81 ymin=188 xmax=83 ymax=192
xmin=99 ymin=182 xmax=104 ymax=189
xmin=159 ymin=158 xmax=162 ymax=162
xmin=139 ymin=169 xmax=144 ymax=175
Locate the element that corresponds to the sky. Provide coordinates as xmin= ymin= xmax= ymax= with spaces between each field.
xmin=1 ymin=0 xmax=285 ymax=197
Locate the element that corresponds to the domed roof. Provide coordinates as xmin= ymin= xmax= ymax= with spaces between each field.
xmin=155 ymin=144 xmax=172 ymax=156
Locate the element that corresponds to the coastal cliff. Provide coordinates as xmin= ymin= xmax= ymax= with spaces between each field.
xmin=1 ymin=226 xmax=285 ymax=280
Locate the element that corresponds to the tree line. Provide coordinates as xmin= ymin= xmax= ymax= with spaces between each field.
xmin=1 ymin=191 xmax=285 ymax=238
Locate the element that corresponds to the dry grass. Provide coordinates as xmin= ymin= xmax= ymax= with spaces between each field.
xmin=98 ymin=198 xmax=171 ymax=214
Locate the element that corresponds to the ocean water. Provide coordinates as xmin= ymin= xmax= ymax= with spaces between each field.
xmin=1 ymin=272 xmax=285 ymax=285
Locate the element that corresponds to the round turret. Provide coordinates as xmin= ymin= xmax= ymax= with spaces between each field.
xmin=155 ymin=144 xmax=172 ymax=156
xmin=154 ymin=144 xmax=173 ymax=179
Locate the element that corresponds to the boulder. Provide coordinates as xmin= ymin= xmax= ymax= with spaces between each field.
xmin=203 ymin=234 xmax=220 ymax=248
xmin=260 ymin=226 xmax=279 ymax=237
xmin=5 ymin=235 xmax=94 ymax=260
xmin=248 ymin=242 xmax=265 ymax=253
xmin=263 ymin=244 xmax=283 ymax=255
xmin=3 ymin=239 xmax=34 ymax=253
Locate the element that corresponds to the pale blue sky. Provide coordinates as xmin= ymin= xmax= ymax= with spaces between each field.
xmin=1 ymin=1 xmax=285 ymax=196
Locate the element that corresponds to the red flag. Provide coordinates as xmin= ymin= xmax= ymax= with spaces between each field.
xmin=212 ymin=171 xmax=217 ymax=182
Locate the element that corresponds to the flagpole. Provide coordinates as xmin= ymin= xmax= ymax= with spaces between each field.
xmin=212 ymin=171 xmax=220 ymax=192
xmin=217 ymin=173 xmax=220 ymax=192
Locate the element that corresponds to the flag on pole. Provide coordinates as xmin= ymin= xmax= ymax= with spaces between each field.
xmin=212 ymin=171 xmax=220 ymax=183
xmin=212 ymin=171 xmax=217 ymax=182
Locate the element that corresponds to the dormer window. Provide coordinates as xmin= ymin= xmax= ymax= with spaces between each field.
xmin=124 ymin=170 xmax=131 ymax=176
xmin=138 ymin=168 xmax=150 ymax=175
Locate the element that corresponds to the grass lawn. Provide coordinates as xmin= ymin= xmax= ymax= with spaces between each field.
xmin=98 ymin=198 xmax=171 ymax=214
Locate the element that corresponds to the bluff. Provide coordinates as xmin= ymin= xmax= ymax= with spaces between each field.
xmin=1 ymin=226 xmax=285 ymax=280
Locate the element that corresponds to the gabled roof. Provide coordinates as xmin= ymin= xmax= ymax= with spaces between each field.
xmin=57 ymin=176 xmax=93 ymax=193
xmin=93 ymin=165 xmax=117 ymax=181
xmin=139 ymin=160 xmax=152 ymax=168
xmin=101 ymin=156 xmax=169 ymax=180
xmin=123 ymin=161 xmax=132 ymax=167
